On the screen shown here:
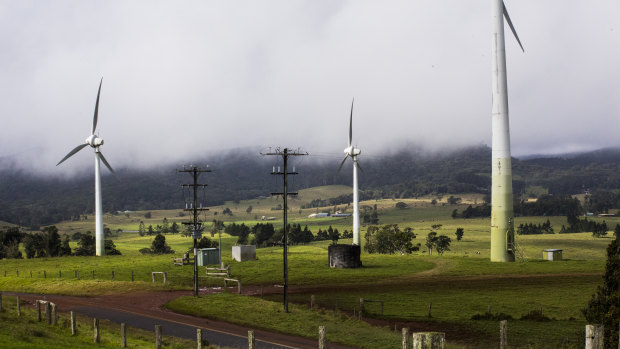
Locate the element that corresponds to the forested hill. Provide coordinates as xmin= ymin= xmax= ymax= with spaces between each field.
xmin=1 ymin=146 xmax=619 ymax=228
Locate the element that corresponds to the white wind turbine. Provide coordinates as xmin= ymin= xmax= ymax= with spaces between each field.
xmin=338 ymin=99 xmax=362 ymax=246
xmin=490 ymin=0 xmax=523 ymax=262
xmin=57 ymin=78 xmax=114 ymax=256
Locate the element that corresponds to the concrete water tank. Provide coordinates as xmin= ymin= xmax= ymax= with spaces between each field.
xmin=232 ymin=245 xmax=256 ymax=262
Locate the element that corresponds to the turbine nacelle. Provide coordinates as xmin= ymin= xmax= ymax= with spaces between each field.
xmin=86 ymin=135 xmax=104 ymax=148
xmin=344 ymin=146 xmax=361 ymax=157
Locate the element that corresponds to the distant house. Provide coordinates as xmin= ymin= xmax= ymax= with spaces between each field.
xmin=261 ymin=216 xmax=276 ymax=221
xmin=332 ymin=212 xmax=351 ymax=217
xmin=308 ymin=213 xmax=330 ymax=218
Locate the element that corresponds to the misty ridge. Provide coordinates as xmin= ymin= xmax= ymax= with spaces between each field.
xmin=1 ymin=145 xmax=620 ymax=228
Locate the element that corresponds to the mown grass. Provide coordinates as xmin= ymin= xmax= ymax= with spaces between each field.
xmin=166 ymin=293 xmax=403 ymax=349
xmin=0 ymin=296 xmax=203 ymax=348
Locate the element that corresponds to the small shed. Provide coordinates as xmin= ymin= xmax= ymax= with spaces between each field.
xmin=232 ymin=245 xmax=256 ymax=262
xmin=542 ymin=249 xmax=563 ymax=261
xmin=197 ymin=248 xmax=220 ymax=266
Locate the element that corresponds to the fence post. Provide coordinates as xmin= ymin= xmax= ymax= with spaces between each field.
xmin=51 ymin=303 xmax=57 ymax=325
xmin=402 ymin=328 xmax=410 ymax=349
xmin=318 ymin=326 xmax=326 ymax=349
xmin=37 ymin=301 xmax=41 ymax=321
xmin=75 ymin=270 xmax=78 ymax=279
xmin=428 ymin=302 xmax=432 ymax=318
xmin=45 ymin=301 xmax=51 ymax=324
xmin=16 ymin=296 xmax=20 ymax=316
xmin=500 ymin=320 xmax=507 ymax=349
xmin=197 ymin=328 xmax=203 ymax=349
xmin=155 ymin=325 xmax=162 ymax=349
xmin=94 ymin=318 xmax=100 ymax=343
xmin=131 ymin=271 xmax=134 ymax=282
xmin=248 ymin=330 xmax=255 ymax=349
xmin=121 ymin=323 xmax=127 ymax=348
xmin=59 ymin=270 xmax=62 ymax=278
xmin=112 ymin=270 xmax=115 ymax=280
xmin=311 ymin=295 xmax=315 ymax=309
xmin=92 ymin=270 xmax=95 ymax=280
xmin=71 ymin=311 xmax=76 ymax=335
xmin=412 ymin=332 xmax=445 ymax=349
xmin=585 ymin=324 xmax=604 ymax=349
xmin=359 ymin=298 xmax=365 ymax=314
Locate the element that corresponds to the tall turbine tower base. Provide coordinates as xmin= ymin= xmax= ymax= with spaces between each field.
xmin=490 ymin=158 xmax=515 ymax=262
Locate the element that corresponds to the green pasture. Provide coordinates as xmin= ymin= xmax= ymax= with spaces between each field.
xmin=2 ymin=186 xmax=616 ymax=348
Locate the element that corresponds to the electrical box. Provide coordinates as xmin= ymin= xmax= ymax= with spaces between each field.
xmin=196 ymin=248 xmax=220 ymax=266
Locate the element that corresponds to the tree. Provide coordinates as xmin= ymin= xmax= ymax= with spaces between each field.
xmin=364 ymin=224 xmax=418 ymax=255
xmin=145 ymin=234 xmax=175 ymax=254
xmin=59 ymin=235 xmax=72 ymax=256
xmin=431 ymin=224 xmax=443 ymax=230
xmin=144 ymin=212 xmax=152 ymax=218
xmin=435 ymin=235 xmax=451 ymax=255
xmin=447 ymin=196 xmax=462 ymax=205
xmin=162 ymin=218 xmax=169 ymax=235
xmin=222 ymin=207 xmax=233 ymax=216
xmin=426 ymin=232 xmax=438 ymax=255
xmin=43 ymin=226 xmax=61 ymax=257
xmin=252 ymin=223 xmax=275 ymax=247
xmin=615 ymin=224 xmax=620 ymax=238
xmin=455 ymin=228 xmax=464 ymax=241
xmin=210 ymin=220 xmax=225 ymax=238
xmin=395 ymin=202 xmax=408 ymax=209
xmin=104 ymin=240 xmax=122 ymax=255
xmin=73 ymin=233 xmax=96 ymax=256
xmin=138 ymin=221 xmax=145 ymax=236
xmin=170 ymin=222 xmax=179 ymax=235
xmin=329 ymin=226 xmax=340 ymax=245
xmin=246 ymin=206 xmax=253 ymax=214
xmin=147 ymin=225 xmax=154 ymax=235
xmin=582 ymin=237 xmax=619 ymax=348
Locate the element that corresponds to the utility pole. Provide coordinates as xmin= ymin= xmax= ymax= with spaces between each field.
xmin=179 ymin=165 xmax=211 ymax=296
xmin=265 ymin=147 xmax=307 ymax=313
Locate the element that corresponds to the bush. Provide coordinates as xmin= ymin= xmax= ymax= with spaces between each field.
xmin=364 ymin=224 xmax=418 ymax=255
xmin=520 ymin=309 xmax=551 ymax=322
xmin=142 ymin=234 xmax=174 ymax=255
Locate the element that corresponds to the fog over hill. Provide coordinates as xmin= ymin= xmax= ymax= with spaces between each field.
xmin=1 ymin=146 xmax=620 ymax=228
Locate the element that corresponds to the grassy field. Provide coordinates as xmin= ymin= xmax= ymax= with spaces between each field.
xmin=1 ymin=186 xmax=617 ymax=348
xmin=0 ymin=296 xmax=203 ymax=348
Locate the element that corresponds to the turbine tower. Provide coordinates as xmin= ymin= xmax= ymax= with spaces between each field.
xmin=57 ymin=78 xmax=114 ymax=256
xmin=490 ymin=0 xmax=523 ymax=262
xmin=338 ymin=99 xmax=361 ymax=246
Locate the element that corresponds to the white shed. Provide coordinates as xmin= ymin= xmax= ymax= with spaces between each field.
xmin=542 ymin=249 xmax=563 ymax=261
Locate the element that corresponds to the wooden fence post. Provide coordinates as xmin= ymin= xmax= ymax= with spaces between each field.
xmin=428 ymin=302 xmax=432 ymax=318
xmin=16 ymin=296 xmax=20 ymax=317
xmin=359 ymin=298 xmax=365 ymax=314
xmin=311 ymin=295 xmax=315 ymax=309
xmin=94 ymin=318 xmax=100 ymax=343
xmin=500 ymin=320 xmax=507 ymax=349
xmin=585 ymin=324 xmax=604 ymax=349
xmin=131 ymin=271 xmax=134 ymax=282
xmin=402 ymin=328 xmax=410 ymax=349
xmin=71 ymin=311 xmax=76 ymax=335
xmin=91 ymin=270 xmax=95 ymax=280
xmin=51 ymin=303 xmax=57 ymax=325
xmin=318 ymin=326 xmax=326 ymax=349
xmin=197 ymin=328 xmax=203 ymax=349
xmin=112 ymin=270 xmax=115 ymax=280
xmin=155 ymin=325 xmax=162 ymax=349
xmin=37 ymin=301 xmax=41 ymax=321
xmin=121 ymin=323 xmax=127 ymax=348
xmin=45 ymin=301 xmax=51 ymax=324
xmin=412 ymin=332 xmax=445 ymax=349
xmin=248 ymin=330 xmax=255 ymax=349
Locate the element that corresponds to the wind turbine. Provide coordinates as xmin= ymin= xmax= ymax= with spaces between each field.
xmin=57 ymin=78 xmax=114 ymax=256
xmin=490 ymin=0 xmax=523 ymax=262
xmin=338 ymin=99 xmax=362 ymax=246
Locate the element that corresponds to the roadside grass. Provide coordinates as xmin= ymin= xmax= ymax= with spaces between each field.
xmin=0 ymin=297 xmax=202 ymax=348
xmin=166 ymin=293 xmax=403 ymax=349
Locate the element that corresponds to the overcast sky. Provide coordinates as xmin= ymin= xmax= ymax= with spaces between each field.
xmin=1 ymin=0 xmax=619 ymax=174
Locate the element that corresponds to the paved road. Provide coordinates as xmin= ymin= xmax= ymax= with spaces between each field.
xmin=71 ymin=305 xmax=291 ymax=349
xmin=9 ymin=291 xmax=353 ymax=349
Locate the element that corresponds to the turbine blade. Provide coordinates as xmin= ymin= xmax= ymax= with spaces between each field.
xmin=98 ymin=151 xmax=115 ymax=174
xmin=92 ymin=77 xmax=103 ymax=135
xmin=337 ymin=156 xmax=349 ymax=175
xmin=56 ymin=143 xmax=88 ymax=166
xmin=349 ymin=98 xmax=354 ymax=147
xmin=503 ymin=2 xmax=524 ymax=52
xmin=356 ymin=160 xmax=364 ymax=173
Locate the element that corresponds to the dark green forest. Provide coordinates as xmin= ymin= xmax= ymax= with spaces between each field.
xmin=1 ymin=146 xmax=619 ymax=228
